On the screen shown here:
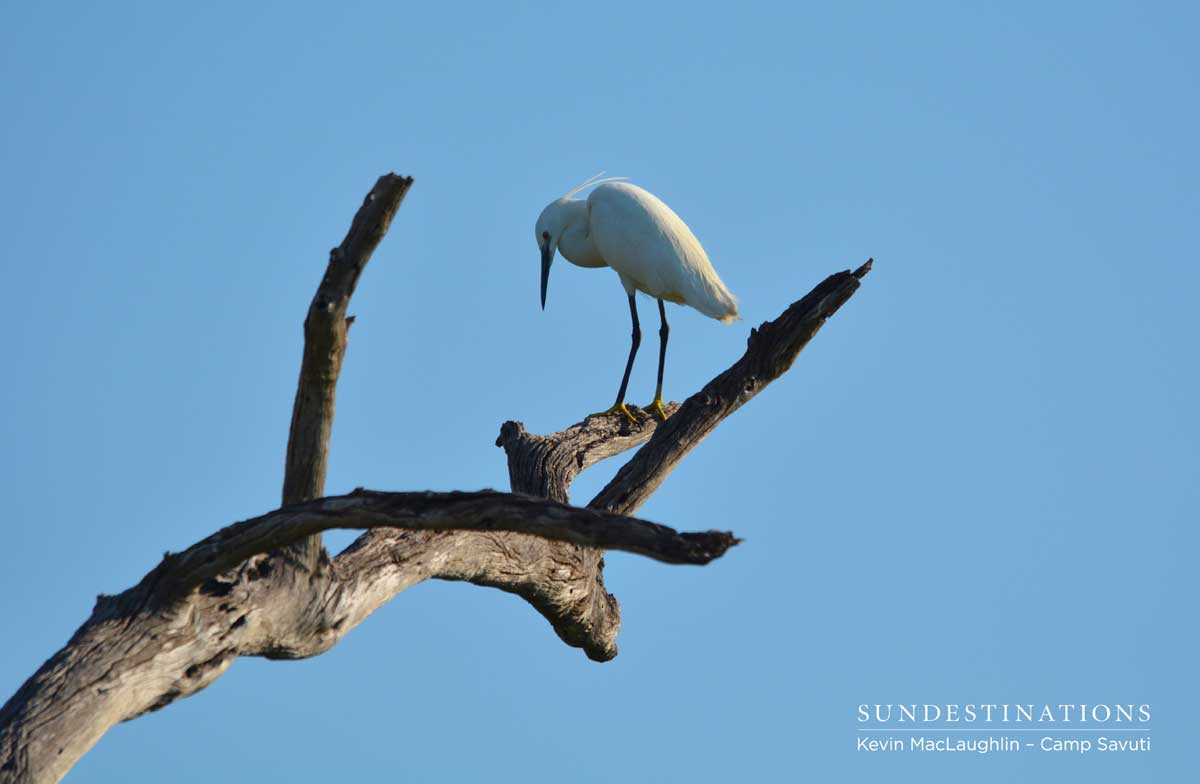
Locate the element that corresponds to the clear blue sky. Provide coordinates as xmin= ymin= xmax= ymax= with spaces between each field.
xmin=2 ymin=2 xmax=1195 ymax=781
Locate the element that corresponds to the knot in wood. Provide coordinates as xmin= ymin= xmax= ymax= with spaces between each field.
xmin=495 ymin=420 xmax=528 ymax=448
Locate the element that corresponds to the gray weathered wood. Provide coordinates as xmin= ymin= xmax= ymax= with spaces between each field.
xmin=591 ymin=260 xmax=873 ymax=515
xmin=0 ymin=168 xmax=871 ymax=782
xmin=487 ymin=261 xmax=873 ymax=663
xmin=167 ymin=488 xmax=737 ymax=594
xmin=281 ymin=173 xmax=413 ymax=570
xmin=489 ymin=404 xmax=682 ymax=660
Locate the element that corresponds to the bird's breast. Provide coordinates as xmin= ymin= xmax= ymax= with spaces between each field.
xmin=558 ymin=223 xmax=607 ymax=268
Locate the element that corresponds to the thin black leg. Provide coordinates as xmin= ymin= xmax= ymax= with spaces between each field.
xmin=614 ymin=293 xmax=640 ymax=406
xmin=654 ymin=299 xmax=669 ymax=403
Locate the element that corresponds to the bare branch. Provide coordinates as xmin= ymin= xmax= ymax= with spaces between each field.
xmin=331 ymin=528 xmax=619 ymax=659
xmin=0 ymin=160 xmax=872 ymax=784
xmin=282 ymin=173 xmax=414 ymax=569
xmin=473 ymin=262 xmax=874 ymax=661
xmin=165 ymin=489 xmax=737 ymax=593
xmin=495 ymin=403 xmax=680 ymax=500
xmin=591 ymin=260 xmax=873 ymax=515
xmin=478 ymin=403 xmax=681 ymax=660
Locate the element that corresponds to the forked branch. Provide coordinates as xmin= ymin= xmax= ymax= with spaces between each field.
xmin=0 ymin=171 xmax=870 ymax=784
xmin=591 ymin=260 xmax=872 ymax=515
xmin=164 ymin=489 xmax=738 ymax=595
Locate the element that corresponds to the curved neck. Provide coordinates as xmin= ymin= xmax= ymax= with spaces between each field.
xmin=556 ymin=201 xmax=606 ymax=268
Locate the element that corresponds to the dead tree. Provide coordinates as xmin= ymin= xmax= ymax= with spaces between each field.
xmin=0 ymin=173 xmax=871 ymax=783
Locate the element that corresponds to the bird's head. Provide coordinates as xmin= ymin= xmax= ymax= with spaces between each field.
xmin=535 ymin=175 xmax=628 ymax=309
xmin=534 ymin=199 xmax=571 ymax=310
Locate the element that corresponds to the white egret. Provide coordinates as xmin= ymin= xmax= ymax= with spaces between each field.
xmin=536 ymin=175 xmax=739 ymax=423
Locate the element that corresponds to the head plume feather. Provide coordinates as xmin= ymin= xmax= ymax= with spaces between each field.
xmin=562 ymin=171 xmax=629 ymax=200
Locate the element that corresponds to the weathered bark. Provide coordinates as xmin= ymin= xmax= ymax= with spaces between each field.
xmin=0 ymin=169 xmax=872 ymax=783
xmin=167 ymin=489 xmax=738 ymax=595
xmin=488 ymin=261 xmax=872 ymax=661
xmin=591 ymin=260 xmax=872 ymax=515
xmin=488 ymin=403 xmax=682 ymax=659
xmin=281 ymin=173 xmax=413 ymax=570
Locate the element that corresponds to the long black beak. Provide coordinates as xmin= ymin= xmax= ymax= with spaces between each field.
xmin=540 ymin=243 xmax=553 ymax=310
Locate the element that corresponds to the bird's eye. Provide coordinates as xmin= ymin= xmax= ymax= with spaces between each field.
xmin=542 ymin=231 xmax=550 ymax=240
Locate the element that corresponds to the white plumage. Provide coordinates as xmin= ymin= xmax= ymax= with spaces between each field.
xmin=535 ymin=178 xmax=738 ymax=322
xmin=534 ymin=175 xmax=739 ymax=421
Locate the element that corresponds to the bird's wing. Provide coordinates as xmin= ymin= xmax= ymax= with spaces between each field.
xmin=587 ymin=183 xmax=738 ymax=322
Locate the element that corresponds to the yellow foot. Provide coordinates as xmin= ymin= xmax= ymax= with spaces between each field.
xmin=587 ymin=402 xmax=638 ymax=425
xmin=644 ymin=398 xmax=669 ymax=422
